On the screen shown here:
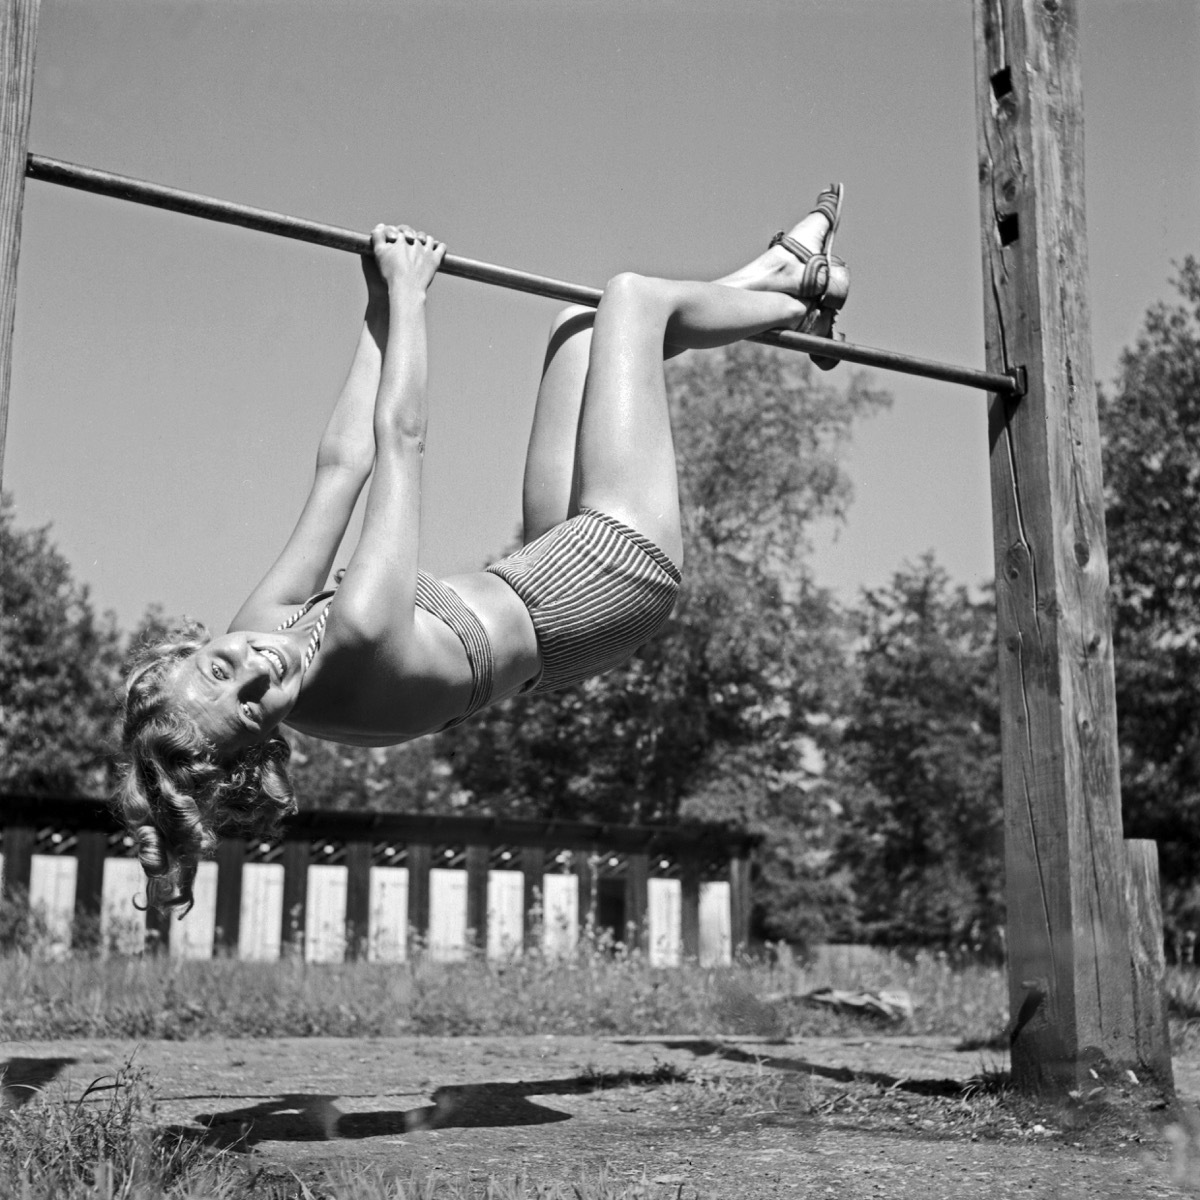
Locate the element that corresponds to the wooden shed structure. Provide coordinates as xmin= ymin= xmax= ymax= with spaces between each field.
xmin=0 ymin=795 xmax=755 ymax=965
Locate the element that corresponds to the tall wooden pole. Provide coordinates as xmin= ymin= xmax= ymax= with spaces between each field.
xmin=0 ymin=0 xmax=38 ymax=491
xmin=973 ymin=0 xmax=1149 ymax=1091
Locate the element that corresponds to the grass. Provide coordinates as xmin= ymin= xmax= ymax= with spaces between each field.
xmin=6 ymin=1041 xmax=1192 ymax=1200
xmin=0 ymin=1057 xmax=677 ymax=1197
xmin=0 ymin=935 xmax=1009 ymax=1198
xmin=0 ymin=1058 xmax=240 ymax=1199
xmin=0 ymin=935 xmax=1009 ymax=1044
xmin=0 ymin=1050 xmax=1050 ymax=1200
xmin=5 ymin=927 xmax=1198 ymax=1199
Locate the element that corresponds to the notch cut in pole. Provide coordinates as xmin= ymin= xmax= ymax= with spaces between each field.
xmin=26 ymin=152 xmax=1022 ymax=397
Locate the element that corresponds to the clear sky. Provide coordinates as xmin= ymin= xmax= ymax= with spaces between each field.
xmin=4 ymin=0 xmax=1197 ymax=632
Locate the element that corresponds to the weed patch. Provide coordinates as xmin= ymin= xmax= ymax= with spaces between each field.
xmin=0 ymin=939 xmax=1013 ymax=1043
xmin=0 ymin=1057 xmax=238 ymax=1198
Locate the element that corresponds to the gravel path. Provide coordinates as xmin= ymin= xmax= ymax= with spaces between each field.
xmin=3 ymin=1034 xmax=1197 ymax=1198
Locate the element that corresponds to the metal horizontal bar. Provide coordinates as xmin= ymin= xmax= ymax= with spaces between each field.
xmin=25 ymin=153 xmax=1021 ymax=396
xmin=25 ymin=154 xmax=602 ymax=307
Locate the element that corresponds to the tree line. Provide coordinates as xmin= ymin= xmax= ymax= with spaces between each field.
xmin=4 ymin=258 xmax=1199 ymax=952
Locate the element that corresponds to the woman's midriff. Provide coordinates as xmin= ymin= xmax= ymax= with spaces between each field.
xmin=285 ymin=570 xmax=540 ymax=744
xmin=440 ymin=569 xmax=541 ymax=701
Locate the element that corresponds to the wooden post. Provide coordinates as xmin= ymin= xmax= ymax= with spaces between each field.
xmin=1125 ymin=840 xmax=1173 ymax=1087
xmin=0 ymin=0 xmax=39 ymax=489
xmin=729 ymin=851 xmax=751 ymax=956
xmin=72 ymin=828 xmax=105 ymax=950
xmin=574 ymin=852 xmax=595 ymax=937
xmin=625 ymin=853 xmax=649 ymax=951
xmin=214 ymin=838 xmax=244 ymax=955
xmin=344 ymin=840 xmax=371 ymax=961
xmin=143 ymin=895 xmax=171 ymax=955
xmin=407 ymin=842 xmax=431 ymax=953
xmin=521 ymin=846 xmax=544 ymax=945
xmin=1 ymin=821 xmax=32 ymax=899
xmin=280 ymin=838 xmax=308 ymax=957
xmin=680 ymin=854 xmax=701 ymax=962
xmin=973 ymin=0 xmax=1138 ymax=1090
xmin=465 ymin=844 xmax=488 ymax=951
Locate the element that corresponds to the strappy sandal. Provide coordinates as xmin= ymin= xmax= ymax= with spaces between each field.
xmin=769 ymin=183 xmax=850 ymax=371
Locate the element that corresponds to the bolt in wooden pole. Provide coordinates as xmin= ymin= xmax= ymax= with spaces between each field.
xmin=0 ymin=0 xmax=39 ymax=492
xmin=973 ymin=0 xmax=1152 ymax=1092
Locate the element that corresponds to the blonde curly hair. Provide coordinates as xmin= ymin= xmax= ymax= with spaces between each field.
xmin=113 ymin=620 xmax=296 ymax=914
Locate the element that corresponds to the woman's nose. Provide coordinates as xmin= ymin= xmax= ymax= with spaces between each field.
xmin=242 ymin=667 xmax=270 ymax=699
xmin=240 ymin=647 xmax=271 ymax=685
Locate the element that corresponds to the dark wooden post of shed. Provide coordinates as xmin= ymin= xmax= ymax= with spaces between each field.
xmin=521 ymin=846 xmax=544 ymax=946
xmin=406 ymin=842 xmax=431 ymax=953
xmin=574 ymin=852 xmax=595 ymax=935
xmin=280 ymin=838 xmax=309 ymax=957
xmin=728 ymin=849 xmax=752 ymax=956
xmin=625 ymin=852 xmax=649 ymax=951
xmin=344 ymin=839 xmax=371 ymax=961
xmin=973 ymin=0 xmax=1152 ymax=1091
xmin=72 ymin=827 xmax=106 ymax=950
xmin=679 ymin=854 xmax=701 ymax=962
xmin=143 ymin=890 xmax=171 ymax=954
xmin=465 ymin=844 xmax=489 ymax=951
xmin=1 ymin=820 xmax=33 ymax=899
xmin=213 ymin=838 xmax=244 ymax=956
xmin=0 ymin=0 xmax=39 ymax=489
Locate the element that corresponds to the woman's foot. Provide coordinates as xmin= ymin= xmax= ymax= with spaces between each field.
xmin=729 ymin=184 xmax=849 ymax=369
xmin=717 ymin=185 xmax=841 ymax=302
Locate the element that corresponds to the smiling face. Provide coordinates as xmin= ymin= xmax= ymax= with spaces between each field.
xmin=172 ymin=630 xmax=305 ymax=759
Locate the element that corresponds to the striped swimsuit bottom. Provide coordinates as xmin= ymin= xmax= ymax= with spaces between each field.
xmin=486 ymin=507 xmax=682 ymax=695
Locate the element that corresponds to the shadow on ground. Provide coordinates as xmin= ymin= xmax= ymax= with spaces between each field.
xmin=0 ymin=1056 xmax=77 ymax=1110
xmin=642 ymin=1038 xmax=981 ymax=1098
xmin=181 ymin=1067 xmax=683 ymax=1150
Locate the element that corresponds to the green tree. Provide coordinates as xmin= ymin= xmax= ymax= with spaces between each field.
xmin=837 ymin=556 xmax=1004 ymax=954
xmin=0 ymin=494 xmax=123 ymax=795
xmin=1100 ymin=257 xmax=1200 ymax=905
xmin=286 ymin=733 xmax=462 ymax=814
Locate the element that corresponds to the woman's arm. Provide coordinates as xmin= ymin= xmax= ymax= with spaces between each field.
xmin=332 ymin=225 xmax=445 ymax=654
xmin=228 ymin=259 xmax=389 ymax=630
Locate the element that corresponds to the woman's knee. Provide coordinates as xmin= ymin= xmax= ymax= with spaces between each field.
xmin=548 ymin=304 xmax=595 ymax=336
xmin=598 ymin=272 xmax=672 ymax=327
xmin=602 ymin=270 xmax=651 ymax=303
xmin=545 ymin=304 xmax=596 ymax=361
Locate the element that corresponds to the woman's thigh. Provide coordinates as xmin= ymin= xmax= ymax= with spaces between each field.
xmin=574 ymin=274 xmax=683 ymax=567
xmin=520 ymin=307 xmax=594 ymax=542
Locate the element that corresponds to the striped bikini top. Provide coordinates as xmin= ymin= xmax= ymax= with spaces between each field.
xmin=272 ymin=572 xmax=494 ymax=723
xmin=274 ymin=588 xmax=335 ymax=677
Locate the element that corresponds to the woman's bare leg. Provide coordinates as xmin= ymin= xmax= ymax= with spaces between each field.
xmin=573 ymin=276 xmax=800 ymax=567
xmin=521 ymin=307 xmax=594 ymax=542
xmin=575 ymin=199 xmax=836 ymax=565
xmin=521 ymin=202 xmax=835 ymax=553
xmin=521 ymin=307 xmax=701 ymax=542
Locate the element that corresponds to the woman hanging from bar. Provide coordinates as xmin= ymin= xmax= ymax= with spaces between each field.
xmin=115 ymin=186 xmax=849 ymax=911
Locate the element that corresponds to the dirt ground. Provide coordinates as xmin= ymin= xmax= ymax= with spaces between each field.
xmin=3 ymin=1033 xmax=1199 ymax=1198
